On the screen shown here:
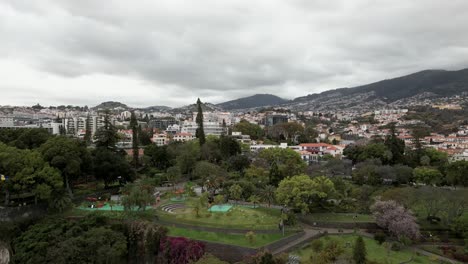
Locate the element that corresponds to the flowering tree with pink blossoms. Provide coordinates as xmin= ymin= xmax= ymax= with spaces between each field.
xmin=371 ymin=200 xmax=420 ymax=241
xmin=160 ymin=237 xmax=205 ymax=264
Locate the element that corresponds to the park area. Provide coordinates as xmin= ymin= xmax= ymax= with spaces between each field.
xmin=292 ymin=235 xmax=442 ymax=264
xmin=157 ymin=197 xmax=285 ymax=230
xmin=71 ymin=195 xmax=296 ymax=249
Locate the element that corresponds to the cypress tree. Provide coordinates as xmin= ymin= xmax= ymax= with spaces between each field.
xmin=195 ymin=98 xmax=206 ymax=145
xmin=222 ymin=119 xmax=227 ymax=136
xmin=84 ymin=113 xmax=92 ymax=145
xmin=130 ymin=111 xmax=139 ymax=168
xmin=95 ymin=110 xmax=118 ymax=150
xmin=384 ymin=122 xmax=405 ymax=164
xmin=353 ymin=236 xmax=367 ymax=264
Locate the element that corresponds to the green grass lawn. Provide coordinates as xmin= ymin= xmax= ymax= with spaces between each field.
xmin=293 ymin=235 xmax=439 ymax=264
xmin=158 ymin=200 xmax=284 ymax=230
xmin=167 ymin=226 xmax=294 ymax=248
xmin=303 ymin=213 xmax=374 ymax=223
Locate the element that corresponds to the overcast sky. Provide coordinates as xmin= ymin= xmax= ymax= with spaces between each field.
xmin=1 ymin=0 xmax=468 ymax=107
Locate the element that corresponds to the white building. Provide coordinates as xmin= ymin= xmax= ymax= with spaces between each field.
xmin=0 ymin=116 xmax=14 ymax=127
xmin=181 ymin=121 xmax=225 ymax=136
xmin=250 ymin=143 xmax=288 ymax=152
xmin=152 ymin=133 xmax=169 ymax=146
xmin=173 ymin=132 xmax=195 ymax=142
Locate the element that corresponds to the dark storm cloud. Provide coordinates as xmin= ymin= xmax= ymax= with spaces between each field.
xmin=1 ymin=0 xmax=468 ymax=107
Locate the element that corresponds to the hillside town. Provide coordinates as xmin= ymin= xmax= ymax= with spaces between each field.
xmin=1 ymin=95 xmax=467 ymax=164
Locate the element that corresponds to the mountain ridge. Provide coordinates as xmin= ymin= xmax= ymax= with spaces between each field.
xmin=216 ymin=94 xmax=288 ymax=110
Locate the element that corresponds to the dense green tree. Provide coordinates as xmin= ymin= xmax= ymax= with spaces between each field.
xmin=353 ymin=236 xmax=367 ymax=264
xmin=393 ymin=164 xmax=414 ymax=184
xmin=40 ymin=136 xmax=91 ymax=198
xmin=165 ymin=166 xmax=182 ymax=190
xmin=297 ymin=125 xmax=319 ymax=144
xmin=144 ymin=144 xmax=171 ymax=171
xmin=219 ymin=135 xmax=241 ymax=159
xmin=173 ymin=141 xmax=200 ymax=175
xmin=352 ymin=159 xmax=383 ymax=185
xmin=14 ymin=128 xmax=51 ymax=149
xmin=275 ymin=174 xmax=332 ymax=213
xmin=138 ymin=129 xmax=153 ymax=146
xmin=192 ymin=161 xmax=226 ymax=193
xmin=259 ymin=148 xmax=306 ymax=185
xmin=200 ymin=137 xmax=222 ymax=163
xmin=93 ymin=148 xmax=133 ymax=188
xmin=344 ymin=143 xmax=392 ymax=165
xmin=384 ymin=123 xmax=405 ymax=165
xmin=227 ymin=154 xmax=250 ymax=175
xmin=195 ymin=98 xmax=206 ymax=146
xmin=233 ymin=120 xmax=264 ymax=140
xmin=446 ymin=160 xmax=468 ymax=186
xmin=268 ymin=160 xmax=281 ymax=185
xmin=13 ymin=216 xmax=128 ymax=264
xmin=0 ymin=143 xmax=63 ymax=205
xmin=267 ymin=122 xmax=304 ymax=143
xmin=245 ymin=165 xmax=269 ymax=184
xmin=122 ymin=183 xmax=153 ymax=211
xmin=413 ymin=167 xmax=443 ymax=185
xmin=422 ymin=148 xmax=448 ymax=169
xmin=229 ymin=184 xmax=243 ymax=203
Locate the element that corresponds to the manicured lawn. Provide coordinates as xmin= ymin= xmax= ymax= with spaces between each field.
xmin=293 ymin=235 xmax=438 ymax=264
xmin=158 ymin=200 xmax=284 ymax=230
xmin=304 ymin=213 xmax=374 ymax=223
xmin=167 ymin=226 xmax=294 ymax=248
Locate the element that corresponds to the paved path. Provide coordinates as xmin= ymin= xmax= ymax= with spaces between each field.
xmin=272 ymin=226 xmax=461 ymax=263
xmin=411 ymin=246 xmax=461 ymax=264
xmin=272 ymin=225 xmax=359 ymax=255
xmin=272 ymin=229 xmax=321 ymax=255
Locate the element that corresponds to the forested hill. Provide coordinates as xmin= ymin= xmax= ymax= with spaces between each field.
xmin=294 ymin=68 xmax=468 ymax=103
xmin=217 ymin=94 xmax=288 ymax=110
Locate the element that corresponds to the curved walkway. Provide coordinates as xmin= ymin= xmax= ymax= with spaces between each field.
xmin=272 ymin=225 xmax=461 ymax=264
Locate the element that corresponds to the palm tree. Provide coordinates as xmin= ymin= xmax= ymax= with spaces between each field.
xmin=248 ymin=195 xmax=260 ymax=208
xmin=261 ymin=185 xmax=276 ymax=207
xmin=108 ymin=199 xmax=116 ymax=211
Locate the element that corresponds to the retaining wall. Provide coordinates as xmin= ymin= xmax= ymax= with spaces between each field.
xmin=0 ymin=204 xmax=47 ymax=222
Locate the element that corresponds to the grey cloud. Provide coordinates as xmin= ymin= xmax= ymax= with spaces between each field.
xmin=1 ymin=0 xmax=468 ymax=107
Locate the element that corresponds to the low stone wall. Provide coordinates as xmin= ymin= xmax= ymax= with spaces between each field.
xmin=168 ymin=231 xmax=303 ymax=263
xmin=0 ymin=204 xmax=47 ymax=222
xmin=299 ymin=217 xmax=378 ymax=230
xmin=156 ymin=218 xmax=284 ymax=234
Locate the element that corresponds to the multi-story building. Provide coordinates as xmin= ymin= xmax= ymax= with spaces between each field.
xmin=0 ymin=116 xmax=14 ymax=127
xmin=181 ymin=121 xmax=225 ymax=136
xmin=63 ymin=115 xmax=114 ymax=136
xmin=173 ymin=132 xmax=194 ymax=142
xmin=149 ymin=118 xmax=178 ymax=130
xmin=152 ymin=133 xmax=169 ymax=146
xmin=264 ymin=114 xmax=288 ymax=126
xmin=230 ymin=132 xmax=251 ymax=144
